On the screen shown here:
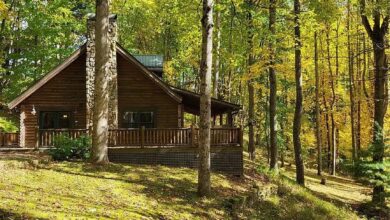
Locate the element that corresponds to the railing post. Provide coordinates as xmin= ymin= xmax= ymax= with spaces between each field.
xmin=35 ymin=126 xmax=40 ymax=149
xmin=239 ymin=126 xmax=243 ymax=147
xmin=141 ymin=126 xmax=145 ymax=148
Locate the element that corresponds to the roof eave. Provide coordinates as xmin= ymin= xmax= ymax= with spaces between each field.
xmin=169 ymin=86 xmax=241 ymax=110
xmin=8 ymin=45 xmax=86 ymax=109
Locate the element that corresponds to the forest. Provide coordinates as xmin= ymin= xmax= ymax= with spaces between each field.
xmin=0 ymin=0 xmax=389 ymax=219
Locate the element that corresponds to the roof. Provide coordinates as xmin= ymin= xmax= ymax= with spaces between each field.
xmin=8 ymin=44 xmax=240 ymax=115
xmin=8 ymin=44 xmax=181 ymax=109
xmin=170 ymin=86 xmax=240 ymax=116
xmin=116 ymin=44 xmax=181 ymax=102
xmin=8 ymin=45 xmax=86 ymax=109
xmin=134 ymin=55 xmax=163 ymax=68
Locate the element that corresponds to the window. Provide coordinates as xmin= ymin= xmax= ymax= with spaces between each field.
xmin=123 ymin=111 xmax=154 ymax=128
xmin=40 ymin=111 xmax=72 ymax=129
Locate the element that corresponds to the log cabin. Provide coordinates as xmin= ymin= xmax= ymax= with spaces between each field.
xmin=5 ymin=15 xmax=243 ymax=175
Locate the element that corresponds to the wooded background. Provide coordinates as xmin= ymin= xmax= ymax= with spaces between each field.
xmin=0 ymin=0 xmax=389 ymax=201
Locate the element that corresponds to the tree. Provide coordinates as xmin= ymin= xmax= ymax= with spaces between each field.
xmin=213 ymin=0 xmax=221 ymax=99
xmin=359 ymin=0 xmax=389 ymax=204
xmin=268 ymin=0 xmax=278 ymax=170
xmin=314 ymin=31 xmax=322 ymax=176
xmin=198 ymin=0 xmax=213 ymax=197
xmin=293 ymin=0 xmax=304 ymax=185
xmin=246 ymin=0 xmax=255 ymax=160
xmin=91 ymin=0 xmax=110 ymax=164
xmin=347 ymin=0 xmax=357 ymax=162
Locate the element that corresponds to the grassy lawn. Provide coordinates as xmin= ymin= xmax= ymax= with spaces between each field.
xmin=282 ymin=165 xmax=371 ymax=207
xmin=0 ymin=152 xmax=362 ymax=219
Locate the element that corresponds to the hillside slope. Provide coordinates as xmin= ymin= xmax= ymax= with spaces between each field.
xmin=0 ymin=152 xmax=360 ymax=219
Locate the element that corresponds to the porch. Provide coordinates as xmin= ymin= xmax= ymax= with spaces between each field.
xmin=1 ymin=127 xmax=243 ymax=149
xmin=0 ymin=127 xmax=243 ymax=175
xmin=33 ymin=127 xmax=242 ymax=148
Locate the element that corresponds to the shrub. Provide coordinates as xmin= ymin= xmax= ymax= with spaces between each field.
xmin=48 ymin=134 xmax=91 ymax=161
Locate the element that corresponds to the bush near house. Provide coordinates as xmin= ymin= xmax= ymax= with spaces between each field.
xmin=48 ymin=135 xmax=91 ymax=161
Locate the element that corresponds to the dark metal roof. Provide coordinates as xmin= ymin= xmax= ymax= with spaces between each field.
xmin=134 ymin=55 xmax=163 ymax=68
xmin=170 ymin=86 xmax=241 ymax=116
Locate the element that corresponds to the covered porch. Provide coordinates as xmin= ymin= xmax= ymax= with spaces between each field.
xmin=171 ymin=86 xmax=240 ymax=127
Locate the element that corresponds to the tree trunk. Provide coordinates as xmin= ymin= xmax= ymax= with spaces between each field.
xmin=213 ymin=0 xmax=221 ymax=98
xmin=246 ymin=0 xmax=255 ymax=160
xmin=314 ymin=32 xmax=322 ymax=176
xmin=198 ymin=0 xmax=213 ymax=197
xmin=347 ymin=0 xmax=357 ymax=162
xmin=91 ymin=0 xmax=110 ymax=164
xmin=268 ymin=0 xmax=278 ymax=170
xmin=326 ymin=27 xmax=337 ymax=175
xmin=293 ymin=0 xmax=304 ymax=185
xmin=359 ymin=0 xmax=389 ymax=204
xmin=356 ymin=30 xmax=362 ymax=155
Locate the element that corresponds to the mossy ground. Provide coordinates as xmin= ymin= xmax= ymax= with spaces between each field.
xmin=0 ymin=152 xmax=363 ymax=219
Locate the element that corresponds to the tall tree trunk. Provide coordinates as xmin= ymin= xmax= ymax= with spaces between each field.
xmin=268 ymin=0 xmax=278 ymax=170
xmin=198 ymin=0 xmax=213 ymax=197
xmin=265 ymin=95 xmax=271 ymax=164
xmin=248 ymin=82 xmax=255 ymax=159
xmin=213 ymin=0 xmax=221 ymax=98
xmin=91 ymin=0 xmax=110 ymax=164
xmin=348 ymin=0 xmax=357 ymax=162
xmin=314 ymin=32 xmax=322 ymax=176
xmin=356 ymin=31 xmax=362 ymax=155
xmin=246 ymin=0 xmax=255 ymax=160
xmin=293 ymin=0 xmax=304 ymax=185
xmin=359 ymin=0 xmax=389 ymax=204
xmin=325 ymin=27 xmax=337 ymax=175
xmin=226 ymin=3 xmax=235 ymax=101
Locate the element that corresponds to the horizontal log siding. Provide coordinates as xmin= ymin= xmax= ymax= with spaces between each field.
xmin=20 ymin=54 xmax=87 ymax=147
xmin=117 ymin=55 xmax=179 ymax=128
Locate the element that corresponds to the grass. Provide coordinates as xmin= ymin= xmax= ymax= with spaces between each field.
xmin=282 ymin=165 xmax=371 ymax=207
xmin=0 ymin=152 xmax=363 ymax=219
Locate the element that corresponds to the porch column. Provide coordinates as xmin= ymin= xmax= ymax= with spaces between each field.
xmin=19 ymin=105 xmax=26 ymax=147
xmin=227 ymin=112 xmax=233 ymax=127
xmin=219 ymin=114 xmax=223 ymax=126
xmin=178 ymin=104 xmax=184 ymax=127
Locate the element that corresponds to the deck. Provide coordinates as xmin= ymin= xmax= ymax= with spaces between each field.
xmin=1 ymin=127 xmax=242 ymax=149
xmin=1 ymin=128 xmax=243 ymax=175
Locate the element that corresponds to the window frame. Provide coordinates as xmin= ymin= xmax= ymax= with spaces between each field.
xmin=122 ymin=110 xmax=155 ymax=128
xmin=39 ymin=111 xmax=73 ymax=129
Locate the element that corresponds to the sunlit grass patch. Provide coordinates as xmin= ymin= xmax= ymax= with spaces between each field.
xmin=0 ymin=153 xmax=363 ymax=219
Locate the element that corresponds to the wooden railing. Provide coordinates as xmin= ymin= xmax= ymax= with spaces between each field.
xmin=109 ymin=127 xmax=241 ymax=148
xmin=108 ymin=129 xmax=141 ymax=146
xmin=39 ymin=129 xmax=88 ymax=147
xmin=37 ymin=127 xmax=242 ymax=148
xmin=0 ymin=132 xmax=19 ymax=147
xmin=210 ymin=128 xmax=241 ymax=146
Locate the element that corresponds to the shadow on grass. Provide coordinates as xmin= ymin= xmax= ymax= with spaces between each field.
xmin=0 ymin=208 xmax=47 ymax=220
xmin=38 ymin=162 xmax=233 ymax=219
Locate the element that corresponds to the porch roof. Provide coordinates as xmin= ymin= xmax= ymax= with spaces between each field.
xmin=170 ymin=86 xmax=240 ymax=116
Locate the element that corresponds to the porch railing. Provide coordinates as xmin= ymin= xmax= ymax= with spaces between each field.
xmin=37 ymin=127 xmax=242 ymax=148
xmin=39 ymin=129 xmax=88 ymax=147
xmin=0 ymin=132 xmax=20 ymax=147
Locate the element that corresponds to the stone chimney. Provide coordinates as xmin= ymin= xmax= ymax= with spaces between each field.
xmin=86 ymin=14 xmax=118 ymax=130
